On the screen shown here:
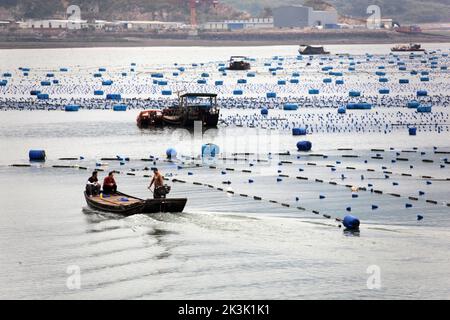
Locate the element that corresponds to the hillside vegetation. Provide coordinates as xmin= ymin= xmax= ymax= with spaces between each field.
xmin=0 ymin=0 xmax=448 ymax=23
xmin=223 ymin=0 xmax=450 ymax=23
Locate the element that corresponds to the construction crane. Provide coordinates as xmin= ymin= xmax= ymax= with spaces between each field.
xmin=188 ymin=0 xmax=219 ymax=27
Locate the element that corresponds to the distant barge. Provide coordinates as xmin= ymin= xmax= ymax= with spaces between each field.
xmin=137 ymin=93 xmax=220 ymax=128
xmin=391 ymin=43 xmax=425 ymax=52
xmin=299 ymin=45 xmax=330 ymax=55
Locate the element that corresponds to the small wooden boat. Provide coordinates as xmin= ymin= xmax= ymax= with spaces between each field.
xmin=84 ymin=191 xmax=187 ymax=216
xmin=136 ymin=109 xmax=163 ymax=128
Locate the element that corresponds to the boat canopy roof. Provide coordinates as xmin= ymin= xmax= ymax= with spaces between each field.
xmin=180 ymin=93 xmax=218 ymax=98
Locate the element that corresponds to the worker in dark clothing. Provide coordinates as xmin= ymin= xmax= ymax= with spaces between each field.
xmin=86 ymin=171 xmax=101 ymax=196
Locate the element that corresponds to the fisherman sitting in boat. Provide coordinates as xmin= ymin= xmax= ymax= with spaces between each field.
xmin=148 ymin=168 xmax=170 ymax=199
xmin=103 ymin=171 xmax=117 ymax=195
xmin=86 ymin=171 xmax=101 ymax=197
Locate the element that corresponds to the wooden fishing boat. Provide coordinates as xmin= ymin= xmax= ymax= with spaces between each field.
xmin=84 ymin=191 xmax=187 ymax=216
xmin=227 ymin=56 xmax=251 ymax=71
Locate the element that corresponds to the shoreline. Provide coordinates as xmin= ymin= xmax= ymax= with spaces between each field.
xmin=1 ymin=31 xmax=450 ymax=49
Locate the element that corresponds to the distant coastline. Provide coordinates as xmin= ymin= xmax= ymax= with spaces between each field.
xmin=2 ymin=29 xmax=450 ymax=49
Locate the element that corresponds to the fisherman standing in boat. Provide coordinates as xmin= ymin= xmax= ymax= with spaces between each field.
xmin=86 ymin=171 xmax=101 ymax=197
xmin=148 ymin=168 xmax=169 ymax=199
xmin=103 ymin=171 xmax=118 ymax=195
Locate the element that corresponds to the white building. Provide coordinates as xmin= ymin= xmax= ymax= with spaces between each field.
xmin=0 ymin=21 xmax=11 ymax=29
xmin=18 ymin=19 xmax=88 ymax=30
xmin=119 ymin=21 xmax=184 ymax=31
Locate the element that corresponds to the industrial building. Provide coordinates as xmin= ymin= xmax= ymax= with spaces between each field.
xmin=273 ymin=5 xmax=338 ymax=28
xmin=202 ymin=18 xmax=274 ymax=31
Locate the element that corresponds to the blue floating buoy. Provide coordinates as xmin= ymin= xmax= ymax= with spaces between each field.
xmin=343 ymin=215 xmax=360 ymax=230
xmin=417 ymin=105 xmax=432 ymax=113
xmin=297 ymin=141 xmax=312 ymax=152
xmin=113 ymin=105 xmax=127 ymax=111
xmin=292 ymin=127 xmax=307 ymax=136
xmin=202 ymin=143 xmax=220 ymax=158
xmin=166 ymin=148 xmax=177 ymax=159
xmin=409 ymin=127 xmax=417 ymax=136
xmin=29 ymin=150 xmax=46 ymax=162
xmin=417 ymin=90 xmax=428 ymax=97
xmin=407 ymin=101 xmax=420 ymax=108
xmin=37 ymin=93 xmax=49 ymax=100
xmin=65 ymin=105 xmax=80 ymax=112
xmin=106 ymin=94 xmax=121 ymax=100
xmin=283 ymin=103 xmax=298 ymax=111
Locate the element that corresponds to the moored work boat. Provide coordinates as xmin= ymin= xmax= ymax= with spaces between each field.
xmin=227 ymin=56 xmax=251 ymax=70
xmin=84 ymin=191 xmax=187 ymax=216
xmin=164 ymin=93 xmax=220 ymax=127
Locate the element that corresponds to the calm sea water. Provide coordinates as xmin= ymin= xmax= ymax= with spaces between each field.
xmin=1 ymin=44 xmax=450 ymax=300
